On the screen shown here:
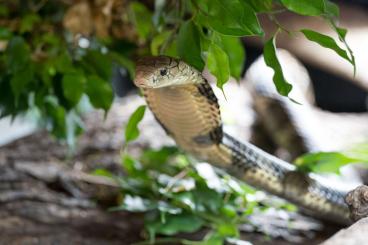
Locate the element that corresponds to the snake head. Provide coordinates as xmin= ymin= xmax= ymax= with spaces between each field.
xmin=134 ymin=56 xmax=202 ymax=89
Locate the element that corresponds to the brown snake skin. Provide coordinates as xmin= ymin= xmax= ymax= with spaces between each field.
xmin=134 ymin=55 xmax=354 ymax=225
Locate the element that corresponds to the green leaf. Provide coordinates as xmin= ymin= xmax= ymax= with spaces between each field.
xmin=295 ymin=152 xmax=358 ymax=174
xmin=55 ymin=51 xmax=73 ymax=73
xmin=10 ymin=64 xmax=34 ymax=102
xmin=280 ymin=0 xmax=325 ymax=16
xmin=122 ymin=154 xmax=143 ymax=176
xmin=0 ymin=27 xmax=12 ymax=40
xmin=0 ymin=5 xmax=9 ymax=17
xmin=334 ymin=27 xmax=347 ymax=40
xmin=301 ymin=29 xmax=353 ymax=65
xmin=325 ymin=0 xmax=339 ymax=17
xmin=345 ymin=144 xmax=368 ymax=163
xmin=220 ymin=204 xmax=237 ymax=218
xmin=20 ymin=13 xmax=41 ymax=33
xmin=177 ymin=20 xmax=205 ymax=71
xmin=130 ymin=1 xmax=153 ymax=41
xmin=140 ymin=146 xmax=179 ymax=166
xmin=328 ymin=21 xmax=356 ymax=75
xmin=164 ymin=40 xmax=178 ymax=57
xmin=217 ymin=35 xmax=245 ymax=79
xmin=93 ymin=168 xmax=114 ymax=178
xmin=147 ymin=212 xmax=204 ymax=236
xmin=263 ymin=35 xmax=293 ymax=96
xmin=125 ymin=105 xmax=146 ymax=143
xmin=184 ymin=232 xmax=224 ymax=245
xmin=151 ymin=31 xmax=171 ymax=56
xmin=193 ymin=184 xmax=223 ymax=212
xmin=204 ymin=0 xmax=263 ymax=36
xmin=45 ymin=97 xmax=67 ymax=139
xmin=5 ymin=36 xmax=31 ymax=73
xmin=86 ymin=75 xmax=114 ymax=111
xmin=62 ymin=71 xmax=86 ymax=106
xmin=217 ymin=223 xmax=239 ymax=237
xmin=84 ymin=50 xmax=113 ymax=81
xmin=207 ymin=43 xmax=230 ymax=89
xmin=247 ymin=0 xmax=273 ymax=12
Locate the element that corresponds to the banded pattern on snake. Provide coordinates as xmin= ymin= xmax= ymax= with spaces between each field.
xmin=134 ymin=55 xmax=352 ymax=225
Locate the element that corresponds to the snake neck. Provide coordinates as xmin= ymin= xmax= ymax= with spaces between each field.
xmin=142 ymin=81 xmax=232 ymax=164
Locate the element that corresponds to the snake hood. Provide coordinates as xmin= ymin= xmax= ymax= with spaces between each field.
xmin=135 ymin=56 xmax=203 ymax=88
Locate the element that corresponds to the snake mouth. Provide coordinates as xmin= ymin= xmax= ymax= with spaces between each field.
xmin=134 ymin=79 xmax=147 ymax=88
xmin=134 ymin=71 xmax=152 ymax=88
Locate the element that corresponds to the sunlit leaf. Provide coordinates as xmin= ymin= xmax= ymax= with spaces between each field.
xmin=125 ymin=105 xmax=146 ymax=143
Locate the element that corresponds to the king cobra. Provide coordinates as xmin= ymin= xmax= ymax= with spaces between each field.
xmin=134 ymin=55 xmax=365 ymax=225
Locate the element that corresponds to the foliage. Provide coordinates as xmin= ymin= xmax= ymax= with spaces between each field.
xmin=296 ymin=144 xmax=368 ymax=174
xmin=96 ymin=147 xmax=295 ymax=244
xmin=0 ymin=0 xmax=355 ymax=144
xmin=125 ymin=105 xmax=146 ymax=143
xmin=1 ymin=1 xmax=364 ymax=243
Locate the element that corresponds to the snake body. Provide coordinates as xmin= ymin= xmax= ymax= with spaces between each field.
xmin=134 ymin=56 xmax=351 ymax=225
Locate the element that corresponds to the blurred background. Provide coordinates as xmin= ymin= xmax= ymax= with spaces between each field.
xmin=1 ymin=0 xmax=368 ymax=244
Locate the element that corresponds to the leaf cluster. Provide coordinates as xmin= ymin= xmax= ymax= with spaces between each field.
xmin=96 ymin=146 xmax=295 ymax=244
xmin=0 ymin=1 xmax=132 ymax=146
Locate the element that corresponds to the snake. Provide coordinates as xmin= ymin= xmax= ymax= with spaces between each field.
xmin=134 ymin=55 xmax=354 ymax=225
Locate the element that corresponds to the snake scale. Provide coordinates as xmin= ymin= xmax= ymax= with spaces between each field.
xmin=134 ymin=55 xmax=352 ymax=225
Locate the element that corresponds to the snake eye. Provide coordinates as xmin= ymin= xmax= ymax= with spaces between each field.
xmin=160 ymin=69 xmax=167 ymax=76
